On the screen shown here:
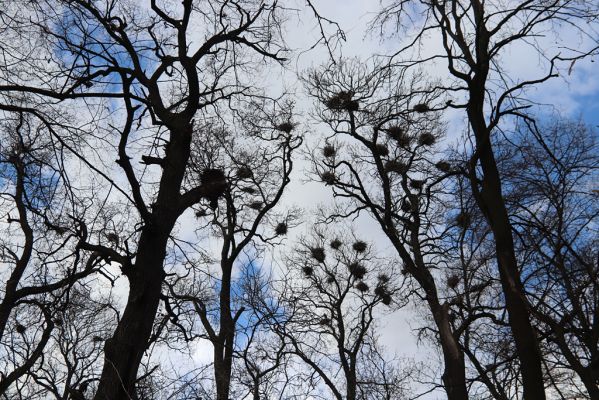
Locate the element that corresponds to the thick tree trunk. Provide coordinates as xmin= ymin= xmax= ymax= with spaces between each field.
xmin=396 ymin=245 xmax=468 ymax=400
xmin=93 ymin=229 xmax=169 ymax=400
xmin=215 ymin=264 xmax=235 ymax=400
xmin=390 ymin=238 xmax=468 ymax=400
xmin=434 ymin=306 xmax=468 ymax=400
xmin=94 ymin=124 xmax=193 ymax=399
xmin=467 ymin=97 xmax=546 ymax=400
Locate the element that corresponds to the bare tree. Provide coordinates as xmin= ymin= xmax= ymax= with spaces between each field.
xmin=503 ymin=118 xmax=599 ymax=398
xmin=160 ymin=102 xmax=301 ymax=400
xmin=375 ymin=1 xmax=599 ymax=398
xmin=0 ymin=112 xmax=102 ymax=396
xmin=268 ymin=228 xmax=408 ymax=400
xmin=0 ymin=0 xmax=292 ymax=397
xmin=304 ymin=58 xmax=472 ymax=399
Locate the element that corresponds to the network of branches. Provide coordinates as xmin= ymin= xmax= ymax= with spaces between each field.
xmin=0 ymin=1 xmax=598 ymax=399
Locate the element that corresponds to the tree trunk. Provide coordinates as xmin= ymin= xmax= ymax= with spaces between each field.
xmin=93 ymin=229 xmax=169 ymax=400
xmin=435 ymin=306 xmax=468 ymax=400
xmin=467 ymin=98 xmax=546 ymax=400
xmin=94 ymin=123 xmax=193 ymax=399
xmin=392 ymin=243 xmax=468 ymax=400
xmin=215 ymin=262 xmax=235 ymax=400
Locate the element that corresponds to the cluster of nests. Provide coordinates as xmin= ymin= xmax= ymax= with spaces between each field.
xmin=323 ymin=90 xmax=432 ymax=117
xmin=301 ymin=240 xmax=393 ymax=306
xmin=197 ymin=168 xmax=290 ymax=236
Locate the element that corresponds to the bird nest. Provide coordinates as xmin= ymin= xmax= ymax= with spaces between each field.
xmin=325 ymin=91 xmax=359 ymax=112
xmin=418 ymin=133 xmax=436 ymax=146
xmin=310 ymin=247 xmax=326 ymax=263
xmin=323 ymin=144 xmax=336 ymax=158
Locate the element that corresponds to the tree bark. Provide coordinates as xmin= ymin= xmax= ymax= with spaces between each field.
xmin=467 ymin=93 xmax=546 ymax=400
xmin=94 ymin=123 xmax=192 ymax=399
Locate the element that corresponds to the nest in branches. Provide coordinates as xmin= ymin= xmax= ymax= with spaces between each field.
xmin=201 ymin=168 xmax=227 ymax=209
xmin=323 ymin=144 xmax=336 ymax=158
xmin=435 ymin=161 xmax=451 ymax=172
xmin=195 ymin=208 xmax=208 ymax=218
xmin=455 ymin=212 xmax=471 ymax=228
xmin=386 ymin=125 xmax=412 ymax=147
xmin=378 ymin=274 xmax=390 ymax=283
xmin=326 ymin=275 xmax=336 ymax=284
xmin=413 ymin=103 xmax=430 ymax=113
xmin=302 ymin=266 xmax=314 ymax=276
xmin=355 ymin=281 xmax=369 ymax=293
xmin=320 ymin=171 xmax=336 ymax=185
xmin=275 ymin=222 xmax=288 ymax=235
xmin=276 ymin=122 xmax=295 ymax=133
xmin=410 ymin=179 xmax=424 ymax=190
xmin=330 ymin=239 xmax=342 ymax=249
xmin=16 ymin=324 xmax=26 ymax=334
xmin=319 ymin=316 xmax=330 ymax=325
xmin=241 ymin=187 xmax=256 ymax=194
xmin=348 ymin=262 xmax=367 ymax=279
xmin=418 ymin=133 xmax=436 ymax=147
xmin=325 ymin=91 xmax=359 ymax=112
xmin=375 ymin=285 xmax=392 ymax=305
xmin=310 ymin=247 xmax=326 ymax=263
xmin=447 ymin=274 xmax=460 ymax=289
xmin=249 ymin=201 xmax=263 ymax=211
xmin=381 ymin=294 xmax=392 ymax=305
xmin=352 ymin=240 xmax=367 ymax=253
xmin=374 ymin=144 xmax=389 ymax=157
xmin=236 ymin=166 xmax=253 ymax=179
xmin=385 ymin=160 xmax=408 ymax=175
xmin=92 ymin=336 xmax=103 ymax=342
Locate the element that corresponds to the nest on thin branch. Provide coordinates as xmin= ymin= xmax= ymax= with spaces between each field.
xmin=377 ymin=274 xmax=390 ymax=284
xmin=310 ymin=247 xmax=326 ymax=263
xmin=447 ymin=274 xmax=460 ymax=289
xmin=410 ymin=179 xmax=424 ymax=190
xmin=241 ymin=187 xmax=256 ymax=194
xmin=435 ymin=161 xmax=451 ymax=172
xmin=322 ymin=144 xmax=336 ymax=158
xmin=385 ymin=160 xmax=408 ymax=175
xmin=92 ymin=336 xmax=103 ymax=342
xmin=275 ymin=122 xmax=295 ymax=133
xmin=330 ymin=239 xmax=342 ymax=249
xmin=413 ymin=103 xmax=430 ymax=113
xmin=319 ymin=316 xmax=330 ymax=325
xmin=302 ymin=266 xmax=314 ymax=276
xmin=275 ymin=222 xmax=288 ymax=236
xmin=455 ymin=212 xmax=471 ymax=228
xmin=325 ymin=91 xmax=359 ymax=112
xmin=418 ymin=133 xmax=436 ymax=146
xmin=249 ymin=201 xmax=263 ymax=211
xmin=352 ymin=240 xmax=367 ymax=253
xmin=326 ymin=275 xmax=336 ymax=284
xmin=201 ymin=168 xmax=227 ymax=209
xmin=16 ymin=324 xmax=26 ymax=334
xmin=386 ymin=125 xmax=412 ymax=147
xmin=355 ymin=281 xmax=369 ymax=293
xmin=195 ymin=208 xmax=208 ymax=218
xmin=375 ymin=285 xmax=392 ymax=305
xmin=374 ymin=144 xmax=389 ymax=157
xmin=236 ymin=166 xmax=253 ymax=179
xmin=348 ymin=262 xmax=367 ymax=279
xmin=320 ymin=171 xmax=336 ymax=185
